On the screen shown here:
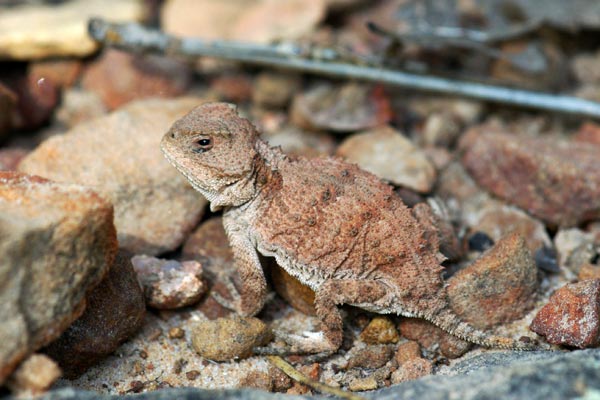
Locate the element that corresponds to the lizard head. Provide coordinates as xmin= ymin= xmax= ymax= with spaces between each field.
xmin=161 ymin=102 xmax=260 ymax=209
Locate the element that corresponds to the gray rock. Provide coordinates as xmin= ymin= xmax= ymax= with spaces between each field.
xmin=18 ymin=98 xmax=207 ymax=255
xmin=0 ymin=172 xmax=116 ymax=384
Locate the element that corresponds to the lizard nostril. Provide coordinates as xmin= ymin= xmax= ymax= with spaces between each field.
xmin=170 ymin=132 xmax=176 ymax=139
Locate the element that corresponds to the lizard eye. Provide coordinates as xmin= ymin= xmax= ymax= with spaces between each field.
xmin=193 ymin=138 xmax=213 ymax=153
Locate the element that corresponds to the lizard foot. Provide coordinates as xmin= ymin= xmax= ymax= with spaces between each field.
xmin=211 ymin=276 xmax=242 ymax=313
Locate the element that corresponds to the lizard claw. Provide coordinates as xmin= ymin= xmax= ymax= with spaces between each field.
xmin=211 ymin=276 xmax=243 ymax=313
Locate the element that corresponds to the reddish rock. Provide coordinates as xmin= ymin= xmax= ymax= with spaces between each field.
xmin=346 ymin=345 xmax=394 ymax=369
xmin=54 ymin=88 xmax=107 ymax=128
xmin=19 ymin=98 xmax=206 ymax=255
xmin=0 ymin=172 xmax=116 ymax=384
xmin=447 ymin=233 xmax=538 ymax=329
xmin=131 ymin=255 xmax=205 ymax=309
xmin=210 ymin=74 xmax=253 ymax=103
xmin=0 ymin=148 xmax=28 ymax=171
xmin=390 ymin=357 xmax=433 ymax=384
xmin=574 ymin=122 xmax=600 ymax=146
xmin=530 ymin=279 xmax=600 ymax=348
xmin=29 ymin=59 xmax=83 ymax=89
xmin=271 ymin=265 xmax=316 ymax=316
xmin=461 ymin=129 xmax=600 ymax=227
xmin=0 ymin=82 xmax=17 ymax=135
xmin=261 ymin=125 xmax=335 ymax=159
xmin=291 ymin=83 xmax=391 ymax=133
xmin=2 ymin=66 xmax=59 ymax=130
xmin=359 ymin=316 xmax=400 ymax=345
xmin=578 ymin=264 xmax=600 ymax=281
xmin=394 ymin=341 xmax=421 ymax=366
xmin=398 ymin=318 xmax=472 ymax=359
xmin=82 ymin=49 xmax=192 ymax=110
xmin=44 ymin=250 xmax=146 ymax=378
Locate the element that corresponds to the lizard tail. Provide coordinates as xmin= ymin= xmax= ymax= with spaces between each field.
xmin=425 ymin=308 xmax=540 ymax=351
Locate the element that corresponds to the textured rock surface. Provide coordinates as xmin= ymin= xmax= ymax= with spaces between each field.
xmin=461 ymin=129 xmax=600 ymax=226
xmin=447 ymin=233 xmax=538 ymax=329
xmin=359 ymin=316 xmax=400 ymax=345
xmin=162 ymin=0 xmax=325 ymax=44
xmin=0 ymin=0 xmax=145 ymax=60
xmin=398 ymin=318 xmax=472 ymax=359
xmin=191 ymin=317 xmax=272 ymax=361
xmin=7 ymin=354 xmax=61 ymax=395
xmin=38 ymin=350 xmax=600 ymax=399
xmin=82 ymin=49 xmax=193 ymax=110
xmin=0 ymin=172 xmax=116 ymax=384
xmin=19 ymin=98 xmax=207 ymax=255
xmin=531 ymin=279 xmax=600 ymax=348
xmin=291 ymin=83 xmax=391 ymax=132
xmin=44 ymin=251 xmax=145 ymax=378
xmin=131 ymin=255 xmax=205 ymax=309
xmin=337 ymin=126 xmax=436 ymax=192
xmin=270 ymin=265 xmax=316 ymax=316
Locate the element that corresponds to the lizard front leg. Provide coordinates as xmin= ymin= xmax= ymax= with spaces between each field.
xmin=219 ymin=213 xmax=268 ymax=317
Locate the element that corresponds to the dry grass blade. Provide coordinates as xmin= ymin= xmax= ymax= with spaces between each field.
xmin=266 ymin=355 xmax=366 ymax=400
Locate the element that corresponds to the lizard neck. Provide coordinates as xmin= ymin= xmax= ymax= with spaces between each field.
xmin=252 ymin=138 xmax=285 ymax=198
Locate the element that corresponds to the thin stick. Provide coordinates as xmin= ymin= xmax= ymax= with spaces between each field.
xmin=266 ymin=355 xmax=366 ymax=400
xmin=88 ymin=18 xmax=600 ymax=119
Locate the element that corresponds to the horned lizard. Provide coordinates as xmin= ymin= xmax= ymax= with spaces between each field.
xmin=161 ymin=102 xmax=537 ymax=354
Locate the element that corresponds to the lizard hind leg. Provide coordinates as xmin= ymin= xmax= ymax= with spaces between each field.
xmin=426 ymin=307 xmax=540 ymax=350
xmin=272 ymin=279 xmax=393 ymax=355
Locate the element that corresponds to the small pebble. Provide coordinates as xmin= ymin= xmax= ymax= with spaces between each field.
xmin=131 ymin=255 xmax=205 ymax=309
xmin=168 ymin=327 xmax=185 ymax=339
xmin=348 ymin=376 xmax=379 ymax=392
xmin=360 ymin=316 xmax=400 ymax=344
xmin=390 ymin=358 xmax=433 ymax=384
xmin=468 ymin=231 xmax=494 ymax=252
xmin=7 ymin=354 xmax=62 ymax=395
xmin=535 ymin=246 xmax=560 ymax=273
xmin=186 ymin=370 xmax=201 ymax=381
xmin=394 ymin=341 xmax=421 ymax=366
xmin=191 ymin=317 xmax=272 ymax=361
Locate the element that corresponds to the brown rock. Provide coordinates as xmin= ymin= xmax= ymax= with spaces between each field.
xmin=390 ymin=357 xmax=433 ymax=384
xmin=210 ymin=74 xmax=253 ymax=103
xmin=291 ymin=83 xmax=391 ymax=133
xmin=0 ymin=0 xmax=146 ymax=60
xmin=82 ymin=49 xmax=192 ymax=110
xmin=337 ymin=125 xmax=436 ymax=193
xmin=19 ymin=98 xmax=207 ymax=255
xmin=2 ymin=66 xmax=59 ymax=130
xmin=461 ymin=129 xmax=600 ymax=227
xmin=54 ymin=88 xmax=108 ymax=128
xmin=162 ymin=0 xmax=325 ymax=44
xmin=574 ymin=122 xmax=600 ymax=146
xmin=30 ymin=59 xmax=83 ymax=89
xmin=471 ymin=204 xmax=551 ymax=254
xmin=43 ymin=250 xmax=145 ymax=378
xmin=271 ymin=265 xmax=316 ymax=316
xmin=448 ymin=233 xmax=539 ymax=329
xmin=394 ymin=341 xmax=421 ymax=366
xmin=131 ymin=255 xmax=205 ymax=309
xmin=359 ymin=316 xmax=400 ymax=345
xmin=0 ymin=82 xmax=17 ymax=135
xmin=530 ymin=279 xmax=600 ymax=348
xmin=0 ymin=172 xmax=116 ymax=384
xmin=253 ymin=72 xmax=301 ymax=108
xmin=346 ymin=345 xmax=394 ymax=369
xmin=0 ymin=148 xmax=28 ymax=171
xmin=578 ymin=264 xmax=600 ymax=281
xmin=238 ymin=370 xmax=272 ymax=391
xmin=419 ymin=111 xmax=461 ymax=148
xmin=6 ymin=354 xmax=61 ymax=395
xmin=398 ymin=318 xmax=472 ymax=359
xmin=261 ymin=125 xmax=335 ymax=159
xmin=190 ymin=317 xmax=272 ymax=361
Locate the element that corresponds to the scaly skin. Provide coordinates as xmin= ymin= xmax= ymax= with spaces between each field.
xmin=161 ymin=102 xmax=539 ymax=354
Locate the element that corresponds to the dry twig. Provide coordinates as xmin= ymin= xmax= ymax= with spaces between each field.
xmin=88 ymin=18 xmax=600 ymax=119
